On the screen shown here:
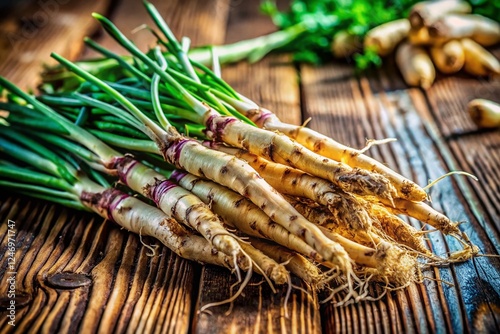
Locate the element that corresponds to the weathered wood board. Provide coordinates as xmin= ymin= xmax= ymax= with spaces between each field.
xmin=0 ymin=0 xmax=499 ymax=333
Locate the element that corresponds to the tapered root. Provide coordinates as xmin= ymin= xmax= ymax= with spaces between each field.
xmin=203 ymin=114 xmax=398 ymax=203
xmin=249 ymin=237 xmax=325 ymax=287
xmin=210 ymin=144 xmax=375 ymax=231
xmin=238 ymin=240 xmax=289 ymax=285
xmin=173 ymin=171 xmax=324 ymax=262
xmin=367 ymin=202 xmax=433 ymax=256
xmin=243 ymin=109 xmax=427 ymax=201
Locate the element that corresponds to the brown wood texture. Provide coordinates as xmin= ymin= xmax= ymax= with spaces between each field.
xmin=1 ymin=0 xmax=500 ymax=333
xmin=0 ymin=0 xmax=113 ymax=90
xmin=190 ymin=2 xmax=321 ymax=332
xmin=301 ymin=57 xmax=500 ymax=332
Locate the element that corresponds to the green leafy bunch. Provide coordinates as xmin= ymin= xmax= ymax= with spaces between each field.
xmin=469 ymin=0 xmax=500 ymax=20
xmin=261 ymin=0 xmax=419 ymax=67
xmin=261 ymin=0 xmax=500 ymax=69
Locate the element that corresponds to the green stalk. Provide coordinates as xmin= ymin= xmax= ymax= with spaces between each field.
xmin=86 ymin=93 xmax=150 ymax=129
xmin=211 ymin=89 xmax=258 ymax=114
xmin=189 ymin=21 xmax=310 ymax=65
xmin=91 ymin=13 xmax=207 ymax=115
xmin=174 ymin=122 xmax=206 ymax=139
xmin=107 ymin=81 xmax=190 ymax=109
xmin=0 ymin=180 xmax=74 ymax=199
xmin=84 ymin=37 xmax=151 ymax=85
xmin=143 ymin=0 xmax=200 ymax=83
xmin=75 ymin=106 xmax=89 ymax=126
xmin=42 ymin=57 xmax=129 ymax=86
xmin=0 ymin=125 xmax=96 ymax=207
xmin=0 ymin=164 xmax=73 ymax=192
xmin=141 ymin=10 xmax=240 ymax=120
xmin=38 ymin=95 xmax=90 ymax=108
xmin=33 ymin=132 xmax=101 ymax=164
xmin=111 ymin=79 xmax=249 ymax=124
xmin=51 ymin=53 xmax=167 ymax=140
xmin=166 ymin=67 xmax=210 ymax=91
xmin=0 ymin=77 xmax=122 ymax=163
xmin=0 ymin=105 xmax=67 ymax=134
xmin=0 ymin=135 xmax=75 ymax=183
xmin=126 ymin=98 xmax=200 ymax=123
xmin=98 ymin=114 xmax=146 ymax=127
xmin=0 ymin=121 xmax=111 ymax=208
xmin=93 ymin=120 xmax=149 ymax=139
xmin=42 ymin=16 xmax=309 ymax=92
xmin=190 ymin=60 xmax=239 ymax=99
xmin=88 ymin=129 xmax=160 ymax=154
xmin=73 ymin=92 xmax=156 ymax=135
xmin=3 ymin=127 xmax=75 ymax=170
xmin=0 ymin=179 xmax=84 ymax=209
xmin=151 ymin=47 xmax=172 ymax=129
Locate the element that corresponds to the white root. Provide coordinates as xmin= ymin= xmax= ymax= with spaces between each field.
xmin=468 ymin=98 xmax=500 ymax=128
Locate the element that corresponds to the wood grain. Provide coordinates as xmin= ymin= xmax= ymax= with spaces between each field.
xmin=0 ymin=194 xmax=200 ymax=333
xmin=0 ymin=0 xmax=229 ymax=333
xmin=0 ymin=0 xmax=113 ymax=89
xmin=300 ymin=58 xmax=500 ymax=333
xmin=1 ymin=0 xmax=500 ymax=333
xmin=194 ymin=269 xmax=320 ymax=334
xmin=222 ymin=0 xmax=301 ymax=125
xmin=190 ymin=1 xmax=320 ymax=332
xmin=84 ymin=0 xmax=230 ymax=58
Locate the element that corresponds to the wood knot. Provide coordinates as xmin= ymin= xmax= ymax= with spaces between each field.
xmin=46 ymin=272 xmax=92 ymax=289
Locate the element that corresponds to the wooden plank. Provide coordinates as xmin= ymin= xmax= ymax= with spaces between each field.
xmin=222 ymin=54 xmax=301 ymax=125
xmin=0 ymin=195 xmax=200 ymax=333
xmin=0 ymin=0 xmax=230 ymax=333
xmin=2 ymin=0 xmax=499 ymax=333
xmin=190 ymin=1 xmax=319 ymax=333
xmin=84 ymin=0 xmax=230 ymax=58
xmin=371 ymin=63 xmax=500 ymax=332
xmin=300 ymin=58 xmax=500 ymax=332
xmin=221 ymin=0 xmax=301 ymax=125
xmin=0 ymin=0 xmax=113 ymax=89
xmin=194 ymin=269 xmax=320 ymax=334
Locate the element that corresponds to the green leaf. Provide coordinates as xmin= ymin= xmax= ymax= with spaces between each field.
xmin=260 ymin=0 xmax=421 ymax=67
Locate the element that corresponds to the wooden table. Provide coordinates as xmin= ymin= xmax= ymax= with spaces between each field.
xmin=1 ymin=0 xmax=499 ymax=333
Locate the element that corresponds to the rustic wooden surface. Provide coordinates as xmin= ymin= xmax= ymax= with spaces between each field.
xmin=0 ymin=0 xmax=499 ymax=333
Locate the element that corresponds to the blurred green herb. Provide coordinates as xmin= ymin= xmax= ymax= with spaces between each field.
xmin=469 ymin=0 xmax=500 ymax=20
xmin=261 ymin=0 xmax=419 ymax=68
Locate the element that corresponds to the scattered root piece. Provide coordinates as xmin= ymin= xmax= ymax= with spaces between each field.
xmin=364 ymin=19 xmax=410 ymax=56
xmin=409 ymin=0 xmax=472 ymax=29
xmin=468 ymin=98 xmax=500 ymax=129
xmin=331 ymin=30 xmax=362 ymax=58
xmin=461 ymin=38 xmax=500 ymax=77
xmin=408 ymin=27 xmax=432 ymax=46
xmin=396 ymin=41 xmax=435 ymax=89
xmin=429 ymin=14 xmax=500 ymax=46
xmin=430 ymin=40 xmax=465 ymax=74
